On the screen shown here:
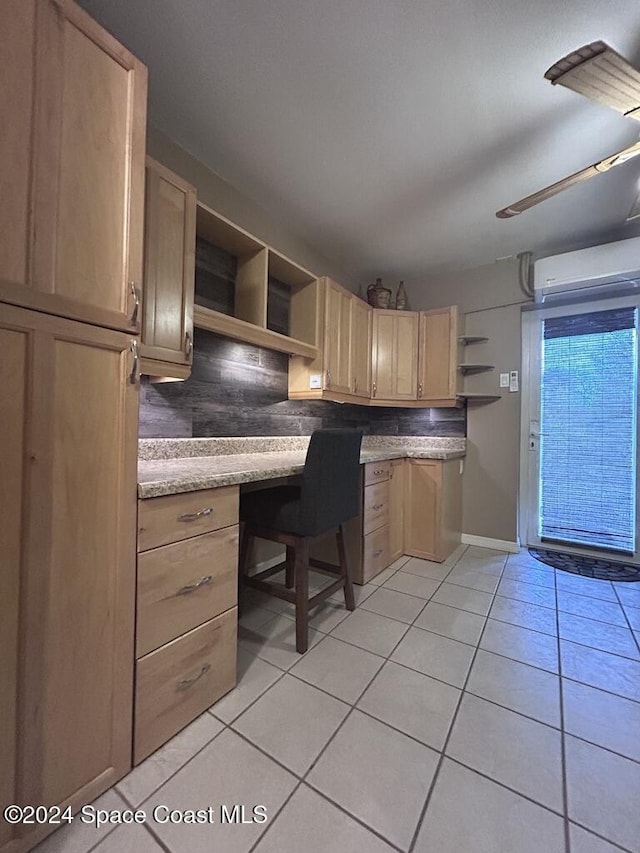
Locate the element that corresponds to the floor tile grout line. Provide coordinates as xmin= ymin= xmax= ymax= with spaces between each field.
xmin=240 ymin=548 xmax=471 ymax=852
xmin=553 ymin=561 xmax=572 ymax=853
xmin=124 ymin=722 xmax=231 ymax=812
xmin=243 ymin=605 xmax=640 ymax=707
xmin=246 ymin=778 xmax=304 ymax=853
xmin=566 ymin=819 xmax=637 ymax=853
xmin=407 ymin=555 xmax=510 ymax=852
xmin=612 ymin=583 xmax=640 ymax=656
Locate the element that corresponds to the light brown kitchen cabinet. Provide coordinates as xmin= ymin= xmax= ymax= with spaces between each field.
xmin=0 ymin=0 xmax=147 ymax=333
xmin=349 ymin=296 xmax=372 ymax=398
xmin=324 ymin=278 xmax=352 ymax=393
xmin=134 ymin=487 xmax=239 ymax=764
xmin=0 ymin=303 xmax=139 ymax=853
xmin=417 ymin=306 xmax=461 ymax=404
xmin=140 ymin=158 xmax=197 ymax=378
xmin=289 ymin=276 xmax=364 ymax=402
xmin=388 ymin=458 xmax=405 ymax=562
xmin=371 ymin=310 xmax=419 ymax=402
xmin=404 ymin=458 xmax=462 ymax=562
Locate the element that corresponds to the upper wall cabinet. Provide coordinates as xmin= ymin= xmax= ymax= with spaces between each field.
xmin=371 ymin=310 xmax=419 ymax=402
xmin=417 ymin=306 xmax=462 ymax=405
xmin=192 ymin=203 xmax=318 ymax=359
xmin=324 ymin=278 xmax=353 ymax=394
xmin=350 ymin=296 xmax=372 ymax=399
xmin=288 ymin=277 xmax=372 ymax=402
xmin=0 ymin=0 xmax=147 ymax=333
xmin=140 ymin=158 xmax=197 ymax=379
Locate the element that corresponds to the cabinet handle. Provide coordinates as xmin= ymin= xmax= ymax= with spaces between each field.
xmin=417 ymin=382 xmax=423 ymax=399
xmin=354 ymin=377 xmax=358 ymax=393
xmin=372 ymin=381 xmax=377 ymax=397
xmin=129 ymin=282 xmax=141 ymax=327
xmin=326 ymin=370 xmax=331 ymax=388
xmin=129 ymin=340 xmax=139 ymax=385
xmin=177 ymin=663 xmax=211 ymax=692
xmin=176 ymin=575 xmax=213 ymax=596
xmin=185 ymin=330 xmax=193 ymax=360
xmin=373 ymin=549 xmax=383 ymax=558
xmin=373 ymin=468 xmax=385 ymax=475
xmin=372 ymin=503 xmax=385 ymax=510
xmin=178 ymin=507 xmax=213 ymax=522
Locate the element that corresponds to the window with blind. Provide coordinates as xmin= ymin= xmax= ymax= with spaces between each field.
xmin=540 ymin=306 xmax=638 ymax=553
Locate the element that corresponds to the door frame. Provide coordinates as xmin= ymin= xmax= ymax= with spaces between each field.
xmin=519 ymin=293 xmax=640 ymax=562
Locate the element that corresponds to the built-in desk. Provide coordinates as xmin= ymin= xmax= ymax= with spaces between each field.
xmin=134 ymin=436 xmax=464 ymax=761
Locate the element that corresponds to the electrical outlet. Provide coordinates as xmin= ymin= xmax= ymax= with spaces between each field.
xmin=309 ymin=374 xmax=322 ymax=389
xmin=499 ymin=373 xmax=509 ymax=388
xmin=509 ymin=370 xmax=519 ymax=392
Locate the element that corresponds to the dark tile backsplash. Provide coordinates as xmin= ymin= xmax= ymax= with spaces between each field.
xmin=139 ymin=329 xmax=467 ymax=439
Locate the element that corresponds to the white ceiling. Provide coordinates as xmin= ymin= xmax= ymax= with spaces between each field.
xmin=82 ymin=0 xmax=640 ymax=282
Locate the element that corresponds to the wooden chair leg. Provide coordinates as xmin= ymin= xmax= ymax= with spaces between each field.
xmin=285 ymin=544 xmax=295 ymax=589
xmin=238 ymin=523 xmax=252 ymax=613
xmin=337 ymin=524 xmax=355 ymax=611
xmin=294 ymin=538 xmax=309 ymax=653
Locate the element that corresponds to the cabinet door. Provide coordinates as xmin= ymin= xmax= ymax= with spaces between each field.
xmin=404 ymin=459 xmax=441 ymax=561
xmin=0 ymin=304 xmax=138 ymax=852
xmin=388 ymin=458 xmax=405 ymax=562
xmin=141 ymin=158 xmax=196 ymax=376
xmin=0 ymin=0 xmax=147 ymax=333
xmin=323 ymin=278 xmax=352 ymax=393
xmin=372 ymin=310 xmax=418 ymax=400
xmin=417 ymin=306 xmax=460 ymax=402
xmin=349 ymin=297 xmax=372 ymax=397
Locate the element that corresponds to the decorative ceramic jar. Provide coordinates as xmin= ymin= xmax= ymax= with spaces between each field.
xmin=367 ymin=278 xmax=392 ymax=308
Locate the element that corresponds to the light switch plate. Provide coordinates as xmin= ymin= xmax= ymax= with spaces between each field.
xmin=509 ymin=370 xmax=519 ymax=392
xmin=499 ymin=373 xmax=509 ymax=388
xmin=309 ymin=374 xmax=322 ymax=389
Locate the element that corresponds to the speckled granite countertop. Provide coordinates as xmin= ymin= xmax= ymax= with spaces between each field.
xmin=137 ymin=436 xmax=465 ymax=498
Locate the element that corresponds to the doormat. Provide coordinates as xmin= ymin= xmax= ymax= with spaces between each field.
xmin=528 ymin=548 xmax=640 ymax=582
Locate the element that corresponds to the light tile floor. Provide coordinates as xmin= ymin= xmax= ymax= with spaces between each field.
xmin=35 ymin=545 xmax=640 ymax=853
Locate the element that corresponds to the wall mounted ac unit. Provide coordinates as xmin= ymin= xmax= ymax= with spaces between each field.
xmin=533 ymin=236 xmax=640 ymax=302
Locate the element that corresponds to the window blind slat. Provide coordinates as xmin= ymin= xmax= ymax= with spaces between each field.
xmin=540 ymin=308 xmax=637 ymax=553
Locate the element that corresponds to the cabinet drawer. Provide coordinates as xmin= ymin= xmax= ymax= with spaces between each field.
xmin=138 ymin=485 xmax=239 ymax=551
xmin=363 ymin=480 xmax=389 ymax=535
xmin=134 ymin=608 xmax=237 ymax=763
xmin=364 ymin=461 xmax=391 ymax=486
xmin=137 ymin=526 xmax=239 ymax=657
xmin=362 ymin=524 xmax=390 ymax=583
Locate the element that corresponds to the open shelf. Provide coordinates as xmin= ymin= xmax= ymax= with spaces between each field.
xmin=458 ymin=392 xmax=501 ymax=402
xmin=193 ymin=305 xmax=318 ymax=359
xmin=458 ymin=364 xmax=494 ymax=374
xmin=193 ymin=202 xmax=319 ymax=358
xmin=459 ymin=335 xmax=488 ymax=344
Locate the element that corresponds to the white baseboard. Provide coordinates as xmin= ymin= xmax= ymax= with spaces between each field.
xmin=247 ymin=552 xmax=286 ymax=576
xmin=461 ymin=534 xmax=520 ymax=554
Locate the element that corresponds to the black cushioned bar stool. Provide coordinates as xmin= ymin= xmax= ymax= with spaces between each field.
xmin=239 ymin=429 xmax=363 ymax=653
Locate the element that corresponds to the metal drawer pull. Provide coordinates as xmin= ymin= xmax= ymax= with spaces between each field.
xmin=129 ymin=340 xmax=139 ymax=385
xmin=176 ymin=575 xmax=213 ymax=596
xmin=178 ymin=508 xmax=213 ymax=522
xmin=185 ymin=330 xmax=193 ymax=359
xmin=373 ymin=549 xmax=383 ymax=558
xmin=177 ymin=663 xmax=211 ymax=691
xmin=372 ymin=503 xmax=385 ymax=511
xmin=372 ymin=468 xmax=385 ymax=475
xmin=129 ymin=282 xmax=141 ymax=326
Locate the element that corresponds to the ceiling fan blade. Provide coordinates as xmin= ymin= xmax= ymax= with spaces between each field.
xmin=628 ymin=187 xmax=640 ymax=221
xmin=544 ymin=41 xmax=640 ymax=120
xmin=496 ymin=140 xmax=640 ymax=218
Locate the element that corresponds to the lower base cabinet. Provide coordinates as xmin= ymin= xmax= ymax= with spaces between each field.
xmin=1 ymin=304 xmax=139 ymax=853
xmin=310 ymin=456 xmax=462 ymax=584
xmin=134 ymin=609 xmax=237 ymax=763
xmin=134 ymin=486 xmax=239 ymax=763
xmin=404 ymin=458 xmax=462 ymax=562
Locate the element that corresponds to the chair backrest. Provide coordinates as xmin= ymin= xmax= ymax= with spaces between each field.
xmin=298 ymin=429 xmax=363 ymax=537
